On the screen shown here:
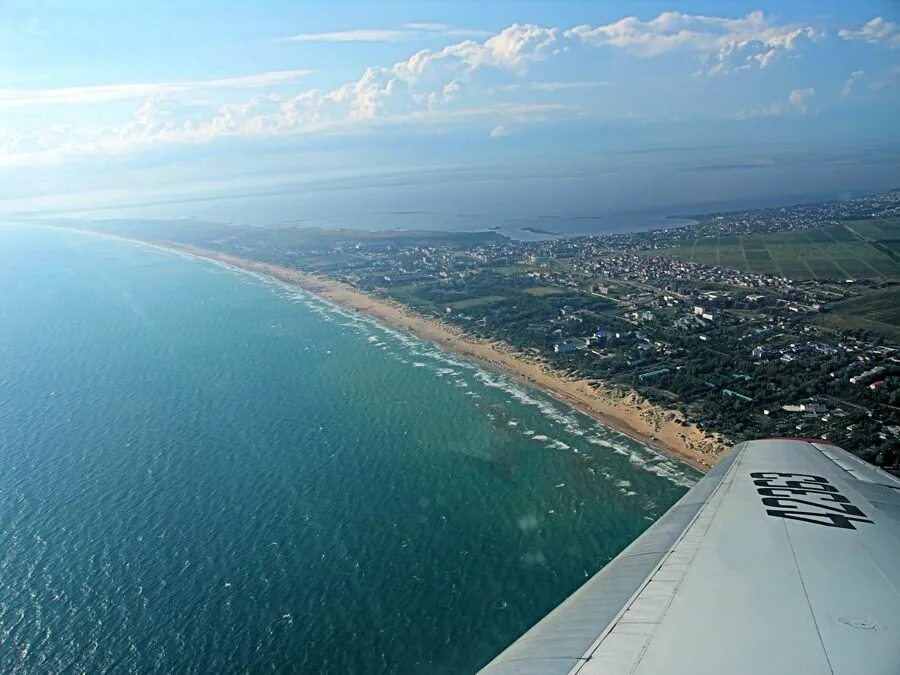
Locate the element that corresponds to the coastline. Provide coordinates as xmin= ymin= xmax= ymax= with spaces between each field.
xmin=164 ymin=242 xmax=727 ymax=472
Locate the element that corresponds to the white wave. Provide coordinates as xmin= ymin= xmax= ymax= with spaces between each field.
xmin=182 ymin=251 xmax=702 ymax=489
xmin=545 ymin=440 xmax=570 ymax=451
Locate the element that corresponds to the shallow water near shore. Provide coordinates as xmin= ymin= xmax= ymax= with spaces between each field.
xmin=0 ymin=225 xmax=697 ymax=673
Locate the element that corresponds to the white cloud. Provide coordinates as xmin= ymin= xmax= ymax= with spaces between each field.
xmin=388 ymin=23 xmax=559 ymax=84
xmin=442 ymin=80 xmax=461 ymax=100
xmin=566 ymin=10 xmax=816 ymax=75
xmin=738 ymin=87 xmax=814 ymax=118
xmin=284 ymin=29 xmax=412 ymax=43
xmin=489 ymin=124 xmax=511 ymax=137
xmin=842 ymin=70 xmax=865 ymax=98
xmin=788 ymin=87 xmax=813 ymax=112
xmin=0 ymin=12 xmax=846 ymax=167
xmin=480 ymin=23 xmax=559 ymax=68
xmin=498 ymin=80 xmax=608 ymax=92
xmin=404 ymin=23 xmax=451 ymax=31
xmin=282 ymin=24 xmax=489 ymax=43
xmin=866 ymin=65 xmax=900 ymax=92
xmin=838 ymin=17 xmax=900 ymax=48
xmin=404 ymin=22 xmax=490 ymax=37
xmin=0 ymin=70 xmax=314 ymax=108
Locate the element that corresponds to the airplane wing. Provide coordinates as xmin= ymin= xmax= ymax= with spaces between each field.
xmin=478 ymin=438 xmax=900 ymax=675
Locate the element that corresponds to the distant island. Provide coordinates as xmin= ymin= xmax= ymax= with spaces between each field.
xmin=520 ymin=226 xmax=557 ymax=235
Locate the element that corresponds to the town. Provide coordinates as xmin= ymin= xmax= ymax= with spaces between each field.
xmin=75 ymin=189 xmax=900 ymax=472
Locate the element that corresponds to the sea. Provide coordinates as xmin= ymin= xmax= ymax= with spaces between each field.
xmin=0 ymin=224 xmax=698 ymax=673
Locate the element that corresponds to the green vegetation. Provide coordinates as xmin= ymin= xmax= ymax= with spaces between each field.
xmin=649 ymin=221 xmax=900 ymax=280
xmin=379 ymin=271 xmax=617 ymax=351
xmin=527 ymin=286 xmax=565 ymax=296
xmin=447 ymin=295 xmax=506 ymax=310
xmin=64 ymin=193 xmax=900 ymax=473
xmin=815 ymin=284 xmax=900 ymax=342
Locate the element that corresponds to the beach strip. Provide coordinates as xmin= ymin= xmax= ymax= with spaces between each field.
xmin=168 ymin=243 xmax=727 ymax=472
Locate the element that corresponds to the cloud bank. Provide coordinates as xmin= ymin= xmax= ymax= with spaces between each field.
xmin=0 ymin=10 xmax=889 ymax=167
xmin=565 ymin=10 xmax=816 ymax=75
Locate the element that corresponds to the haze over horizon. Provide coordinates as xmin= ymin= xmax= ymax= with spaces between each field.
xmin=2 ymin=1 xmax=899 ymax=228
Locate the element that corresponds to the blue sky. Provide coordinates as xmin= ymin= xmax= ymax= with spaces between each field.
xmin=1 ymin=1 xmax=899 ymax=224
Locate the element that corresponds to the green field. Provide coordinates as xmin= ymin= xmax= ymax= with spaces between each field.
xmin=815 ymin=285 xmax=900 ymax=341
xmin=526 ymin=286 xmax=565 ymax=296
xmin=447 ymin=295 xmax=506 ymax=310
xmin=649 ymin=219 xmax=900 ymax=280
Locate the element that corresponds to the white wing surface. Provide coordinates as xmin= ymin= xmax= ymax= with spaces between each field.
xmin=479 ymin=438 xmax=900 ymax=675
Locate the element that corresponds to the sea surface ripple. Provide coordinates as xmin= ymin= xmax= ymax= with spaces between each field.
xmin=0 ymin=225 xmax=698 ymax=673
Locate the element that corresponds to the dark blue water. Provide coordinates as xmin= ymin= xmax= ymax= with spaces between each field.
xmin=0 ymin=225 xmax=695 ymax=672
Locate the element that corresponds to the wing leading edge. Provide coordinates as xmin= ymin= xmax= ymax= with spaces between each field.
xmin=478 ymin=439 xmax=900 ymax=675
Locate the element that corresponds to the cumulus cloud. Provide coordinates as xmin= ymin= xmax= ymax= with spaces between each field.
xmin=788 ymin=87 xmax=814 ymax=112
xmin=489 ymin=124 xmax=511 ymax=137
xmin=838 ymin=17 xmax=900 ymax=48
xmin=0 ymin=12 xmax=834 ymax=166
xmin=387 ymin=23 xmax=558 ymax=84
xmin=1 ymin=21 xmax=575 ymax=166
xmin=842 ymin=70 xmax=866 ymax=98
xmin=738 ymin=87 xmax=814 ymax=118
xmin=566 ymin=10 xmax=816 ymax=75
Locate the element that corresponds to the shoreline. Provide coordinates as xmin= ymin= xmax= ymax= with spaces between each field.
xmin=163 ymin=243 xmax=726 ymax=472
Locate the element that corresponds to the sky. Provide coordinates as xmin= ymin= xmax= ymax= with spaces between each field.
xmin=1 ymin=1 xmax=899 ymax=228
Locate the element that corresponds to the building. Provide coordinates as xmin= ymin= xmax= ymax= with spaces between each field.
xmin=850 ymin=366 xmax=886 ymax=385
xmin=723 ymin=389 xmax=753 ymax=402
xmin=807 ymin=341 xmax=838 ymax=355
xmin=592 ymin=329 xmax=610 ymax=347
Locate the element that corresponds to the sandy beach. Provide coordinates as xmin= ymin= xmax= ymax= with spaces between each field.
xmin=163 ymin=243 xmax=728 ymax=472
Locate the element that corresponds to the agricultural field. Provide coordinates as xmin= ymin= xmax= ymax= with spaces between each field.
xmin=648 ymin=219 xmax=900 ymax=280
xmin=814 ymin=284 xmax=900 ymax=342
xmin=526 ymin=286 xmax=565 ymax=296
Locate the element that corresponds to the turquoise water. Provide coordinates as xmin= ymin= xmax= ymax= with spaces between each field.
xmin=0 ymin=225 xmax=696 ymax=673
